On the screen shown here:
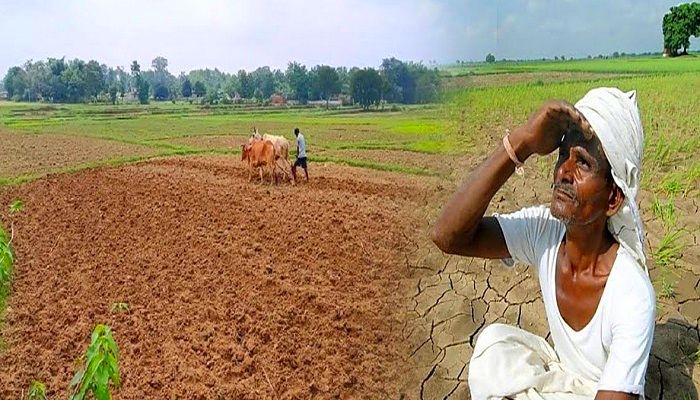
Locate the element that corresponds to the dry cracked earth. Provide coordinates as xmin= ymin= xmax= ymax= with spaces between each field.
xmin=399 ymin=152 xmax=700 ymax=400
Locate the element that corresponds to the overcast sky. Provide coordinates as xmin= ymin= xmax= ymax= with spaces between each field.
xmin=0 ymin=0 xmax=695 ymax=75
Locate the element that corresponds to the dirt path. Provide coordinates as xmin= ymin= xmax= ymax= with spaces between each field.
xmin=0 ymin=156 xmax=434 ymax=399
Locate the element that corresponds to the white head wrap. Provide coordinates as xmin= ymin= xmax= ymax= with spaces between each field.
xmin=574 ymin=88 xmax=646 ymax=272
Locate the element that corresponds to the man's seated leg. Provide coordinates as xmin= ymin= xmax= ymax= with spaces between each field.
xmin=469 ymin=324 xmax=596 ymax=400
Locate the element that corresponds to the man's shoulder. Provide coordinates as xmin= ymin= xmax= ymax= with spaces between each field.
xmin=494 ymin=205 xmax=565 ymax=256
xmin=519 ymin=205 xmax=556 ymax=219
xmin=496 ymin=205 xmax=562 ymax=228
xmin=608 ymin=249 xmax=656 ymax=312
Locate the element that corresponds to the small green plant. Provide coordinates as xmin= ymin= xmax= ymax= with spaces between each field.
xmin=653 ymin=230 xmax=684 ymax=269
xmin=69 ymin=324 xmax=121 ymax=400
xmin=659 ymin=175 xmax=684 ymax=196
xmin=27 ymin=380 xmax=47 ymax=400
xmin=536 ymin=156 xmax=554 ymax=178
xmin=650 ymin=141 xmax=671 ymax=166
xmin=110 ymin=302 xmax=129 ymax=313
xmin=658 ymin=274 xmax=676 ymax=299
xmin=689 ymin=347 xmax=700 ymax=365
xmin=0 ymin=223 xmax=13 ymax=284
xmin=8 ymin=199 xmax=24 ymax=214
xmin=650 ymin=196 xmax=676 ymax=227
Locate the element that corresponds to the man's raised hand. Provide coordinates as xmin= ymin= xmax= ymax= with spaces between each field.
xmin=510 ymin=100 xmax=595 ymax=158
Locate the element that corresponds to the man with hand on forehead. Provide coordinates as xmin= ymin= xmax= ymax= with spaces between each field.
xmin=432 ymin=88 xmax=655 ymax=399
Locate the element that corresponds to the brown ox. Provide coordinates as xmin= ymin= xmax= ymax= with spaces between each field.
xmin=249 ymin=128 xmax=293 ymax=182
xmin=241 ymin=139 xmax=277 ymax=184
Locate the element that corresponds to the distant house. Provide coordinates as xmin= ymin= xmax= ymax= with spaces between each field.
xmin=0 ymin=90 xmax=7 ymax=100
xmin=270 ymin=94 xmax=286 ymax=105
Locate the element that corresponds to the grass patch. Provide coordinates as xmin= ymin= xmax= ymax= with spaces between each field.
xmin=442 ymin=55 xmax=700 ymax=75
xmin=8 ymin=199 xmax=24 ymax=214
xmin=650 ymin=196 xmax=677 ymax=227
xmin=654 ymin=230 xmax=684 ymax=269
xmin=311 ymin=155 xmax=441 ymax=176
xmin=0 ymin=220 xmax=14 ymax=347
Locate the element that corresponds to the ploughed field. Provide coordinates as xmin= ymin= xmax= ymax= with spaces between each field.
xmin=0 ymin=156 xmax=432 ymax=398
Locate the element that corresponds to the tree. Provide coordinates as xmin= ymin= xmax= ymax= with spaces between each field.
xmin=350 ymin=68 xmax=382 ymax=110
xmin=153 ymin=84 xmax=169 ymax=101
xmin=151 ymin=56 xmax=168 ymax=73
xmin=62 ymin=59 xmax=87 ymax=103
xmin=380 ymin=58 xmax=415 ymax=104
xmin=223 ymin=76 xmax=238 ymax=100
xmin=250 ymin=66 xmax=275 ymax=101
xmin=408 ymin=63 xmax=440 ymax=104
xmin=663 ymin=2 xmax=700 ymax=56
xmin=108 ymin=85 xmax=118 ymax=104
xmin=285 ymin=62 xmax=310 ymax=104
xmin=130 ymin=60 xmax=141 ymax=99
xmin=181 ymin=78 xmax=192 ymax=98
xmin=236 ymin=70 xmax=253 ymax=98
xmin=84 ymin=60 xmax=104 ymax=101
xmin=273 ymin=69 xmax=286 ymax=95
xmin=3 ymin=66 xmax=28 ymax=100
xmin=150 ymin=56 xmax=173 ymax=101
xmin=137 ymin=78 xmax=150 ymax=104
xmin=336 ymin=66 xmax=351 ymax=95
xmin=115 ymin=67 xmax=128 ymax=101
xmin=193 ymin=81 xmax=207 ymax=97
xmin=46 ymin=57 xmax=68 ymax=102
xmin=129 ymin=60 xmax=149 ymax=104
xmin=311 ymin=65 xmax=340 ymax=109
xmin=23 ymin=60 xmax=49 ymax=101
xmin=485 ymin=53 xmax=496 ymax=63
xmin=168 ymin=80 xmax=180 ymax=100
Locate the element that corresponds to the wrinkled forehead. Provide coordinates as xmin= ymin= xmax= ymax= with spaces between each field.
xmin=561 ymin=124 xmax=611 ymax=169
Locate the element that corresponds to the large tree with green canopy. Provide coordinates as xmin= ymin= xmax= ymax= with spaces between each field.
xmin=662 ymin=2 xmax=700 ymax=56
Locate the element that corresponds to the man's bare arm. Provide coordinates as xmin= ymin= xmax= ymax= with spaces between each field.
xmin=430 ymin=135 xmax=530 ymax=258
xmin=431 ymin=100 xmax=593 ymax=258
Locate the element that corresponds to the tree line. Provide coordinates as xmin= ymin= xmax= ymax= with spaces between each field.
xmin=2 ymin=56 xmax=440 ymax=109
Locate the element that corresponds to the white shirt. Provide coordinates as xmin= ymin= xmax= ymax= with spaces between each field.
xmin=495 ymin=205 xmax=656 ymax=395
xmin=296 ymin=133 xmax=307 ymax=158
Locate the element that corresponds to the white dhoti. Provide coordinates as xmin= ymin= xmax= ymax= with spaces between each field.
xmin=468 ymin=324 xmax=597 ymax=400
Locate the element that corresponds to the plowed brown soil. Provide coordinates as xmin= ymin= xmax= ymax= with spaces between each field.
xmin=0 ymin=131 xmax=157 ymax=179
xmin=0 ymin=156 xmax=432 ymax=399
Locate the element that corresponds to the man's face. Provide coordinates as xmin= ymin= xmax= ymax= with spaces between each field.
xmin=550 ymin=126 xmax=616 ymax=226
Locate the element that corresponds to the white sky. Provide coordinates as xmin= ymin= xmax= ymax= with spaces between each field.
xmin=0 ymin=0 xmax=696 ymax=75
